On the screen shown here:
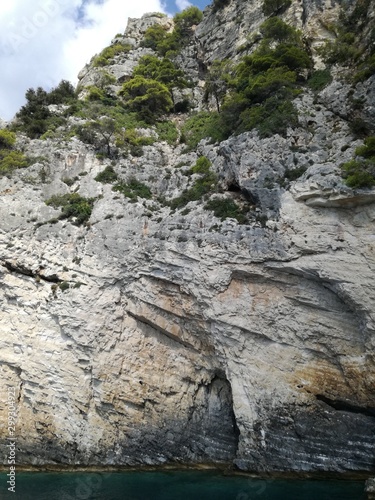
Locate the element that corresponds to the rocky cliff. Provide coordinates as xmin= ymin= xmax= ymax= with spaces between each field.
xmin=0 ymin=0 xmax=374 ymax=473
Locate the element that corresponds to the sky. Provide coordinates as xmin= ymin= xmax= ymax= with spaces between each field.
xmin=0 ymin=0 xmax=210 ymax=121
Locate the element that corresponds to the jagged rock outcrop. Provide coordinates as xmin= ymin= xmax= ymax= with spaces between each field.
xmin=0 ymin=0 xmax=374 ymax=473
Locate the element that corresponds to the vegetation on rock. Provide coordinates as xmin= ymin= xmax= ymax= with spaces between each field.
xmin=169 ymin=157 xmax=218 ymax=209
xmin=0 ymin=129 xmax=29 ymax=175
xmin=113 ymin=178 xmax=152 ymax=201
xmin=92 ymin=43 xmax=132 ymax=67
xmin=341 ymin=136 xmax=375 ymax=188
xmin=46 ymin=193 xmax=95 ymax=225
xmin=119 ymin=76 xmax=173 ymax=122
xmin=141 ymin=6 xmax=202 ymax=57
xmin=14 ymin=81 xmax=76 ymax=138
xmin=320 ymin=0 xmax=375 ymax=82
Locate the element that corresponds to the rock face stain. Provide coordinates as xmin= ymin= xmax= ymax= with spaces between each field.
xmin=0 ymin=0 xmax=375 ymax=472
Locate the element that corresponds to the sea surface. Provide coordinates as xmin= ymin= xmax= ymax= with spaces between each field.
xmin=0 ymin=470 xmax=366 ymax=499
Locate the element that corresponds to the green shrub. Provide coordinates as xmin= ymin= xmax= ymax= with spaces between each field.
xmin=13 ymin=81 xmax=79 ymax=139
xmin=232 ymin=96 xmax=299 ymax=138
xmin=320 ymin=0 xmax=373 ymax=71
xmin=141 ymin=7 xmax=202 ymax=56
xmin=262 ymin=0 xmax=291 ymax=16
xmin=341 ymin=160 xmax=375 ymax=188
xmin=189 ymin=156 xmax=211 ymax=174
xmin=169 ymin=166 xmax=217 ymax=209
xmin=113 ymin=178 xmax=152 ymax=200
xmin=47 ymin=80 xmax=76 ymax=105
xmin=95 ymin=166 xmax=118 ymax=184
xmin=181 ymin=112 xmax=223 ymax=149
xmin=59 ymin=281 xmax=70 ymax=292
xmin=307 ymin=69 xmax=332 ymax=91
xmin=284 ymin=165 xmax=307 ymax=181
xmin=93 ymin=43 xmax=131 ymax=67
xmin=115 ymin=128 xmax=154 ymax=155
xmin=133 ymin=55 xmax=189 ymax=110
xmin=141 ymin=24 xmax=170 ymax=52
xmin=354 ymin=53 xmax=375 ymax=82
xmin=212 ymin=18 xmax=310 ymax=139
xmin=355 ymin=136 xmax=375 ymax=158
xmin=259 ymin=17 xmax=297 ymax=43
xmin=349 ymin=118 xmax=371 ymax=138
xmin=322 ymin=35 xmax=362 ymax=65
xmin=174 ymin=6 xmax=203 ymax=39
xmin=0 ymin=150 xmax=29 ymax=174
xmin=119 ymin=76 xmax=173 ymax=122
xmin=86 ymin=86 xmax=106 ymax=101
xmin=154 ymin=121 xmax=178 ymax=144
xmin=45 ymin=193 xmax=95 ymax=225
xmin=204 ymin=197 xmax=248 ymax=223
xmin=0 ymin=130 xmax=16 ymax=149
xmin=212 ymin=0 xmax=231 ymax=11
xmin=341 ymin=136 xmax=375 ymax=188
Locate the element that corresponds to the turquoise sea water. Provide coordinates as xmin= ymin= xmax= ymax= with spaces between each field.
xmin=0 ymin=470 xmax=366 ymax=499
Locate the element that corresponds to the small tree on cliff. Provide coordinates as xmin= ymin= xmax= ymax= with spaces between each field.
xmin=119 ymin=76 xmax=173 ymax=122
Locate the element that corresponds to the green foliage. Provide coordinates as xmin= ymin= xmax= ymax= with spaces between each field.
xmin=154 ymin=121 xmax=178 ymax=144
xmin=85 ymin=86 xmax=106 ymax=101
xmin=322 ymin=33 xmax=362 ymax=65
xmin=243 ymin=67 xmax=297 ymax=102
xmin=307 ymin=69 xmax=332 ymax=91
xmin=355 ymin=136 xmax=375 ymax=158
xmin=284 ymin=165 xmax=307 ymax=181
xmin=115 ymin=128 xmax=154 ymax=156
xmin=133 ymin=55 xmax=188 ymax=109
xmin=174 ymin=6 xmax=202 ymax=26
xmin=0 ymin=150 xmax=29 ymax=174
xmin=14 ymin=80 xmax=78 ymax=138
xmin=189 ymin=156 xmax=211 ymax=174
xmin=141 ymin=24 xmax=170 ymax=52
xmin=204 ymin=197 xmax=248 ymax=223
xmin=46 ymin=193 xmax=95 ymax=225
xmin=204 ymin=59 xmax=233 ymax=112
xmin=119 ymin=76 xmax=173 ymax=122
xmin=77 ymin=117 xmax=119 ymax=156
xmin=0 ymin=130 xmax=16 ymax=149
xmin=95 ymin=166 xmax=118 ymax=184
xmin=169 ymin=162 xmax=217 ymax=209
xmin=236 ymin=97 xmax=298 ymax=137
xmin=262 ymin=0 xmax=291 ymax=16
xmin=47 ymin=80 xmax=76 ymax=104
xmin=354 ymin=53 xmax=375 ymax=82
xmin=92 ymin=43 xmax=132 ymax=67
xmin=341 ymin=160 xmax=375 ymax=188
xmin=181 ymin=112 xmax=224 ymax=149
xmin=59 ymin=281 xmax=70 ymax=292
xmin=259 ymin=17 xmax=297 ymax=42
xmin=341 ymin=136 xmax=375 ymax=188
xmin=212 ymin=0 xmax=231 ymax=12
xmin=113 ymin=178 xmax=152 ymax=200
xmin=141 ymin=7 xmax=202 ymax=56
xmin=0 ymin=129 xmax=29 ymax=175
xmin=349 ymin=118 xmax=371 ymax=138
xmin=320 ymin=0 xmax=373 ymax=72
xmin=211 ymin=18 xmax=311 ymax=138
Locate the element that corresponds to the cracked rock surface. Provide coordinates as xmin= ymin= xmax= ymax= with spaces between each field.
xmin=0 ymin=0 xmax=375 ymax=472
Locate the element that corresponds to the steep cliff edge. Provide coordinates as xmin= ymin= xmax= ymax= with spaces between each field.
xmin=0 ymin=0 xmax=374 ymax=473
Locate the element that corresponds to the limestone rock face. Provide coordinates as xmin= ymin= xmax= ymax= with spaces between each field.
xmin=0 ymin=0 xmax=375 ymax=473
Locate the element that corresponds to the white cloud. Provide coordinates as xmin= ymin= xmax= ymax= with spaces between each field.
xmin=175 ymin=0 xmax=192 ymax=10
xmin=0 ymin=0 xmax=165 ymax=120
